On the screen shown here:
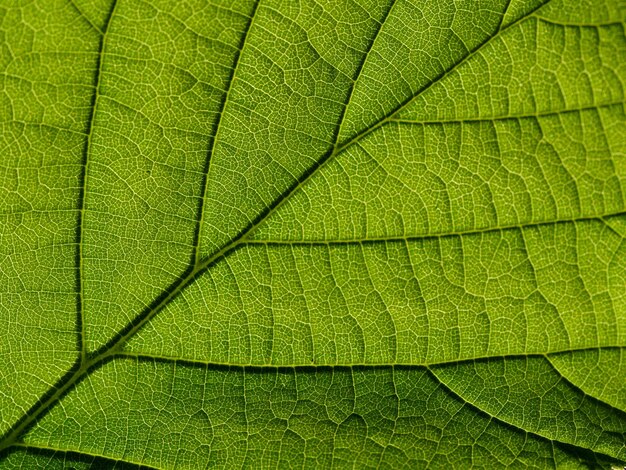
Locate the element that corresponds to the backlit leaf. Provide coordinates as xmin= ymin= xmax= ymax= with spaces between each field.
xmin=1 ymin=0 xmax=625 ymax=467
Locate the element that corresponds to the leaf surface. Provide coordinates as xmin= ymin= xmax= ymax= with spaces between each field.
xmin=1 ymin=0 xmax=625 ymax=468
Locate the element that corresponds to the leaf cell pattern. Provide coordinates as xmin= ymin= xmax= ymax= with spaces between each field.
xmin=0 ymin=0 xmax=625 ymax=468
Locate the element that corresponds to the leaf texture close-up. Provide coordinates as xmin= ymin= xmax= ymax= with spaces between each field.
xmin=1 ymin=0 xmax=625 ymax=468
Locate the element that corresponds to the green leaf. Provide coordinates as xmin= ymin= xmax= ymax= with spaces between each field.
xmin=1 ymin=0 xmax=625 ymax=467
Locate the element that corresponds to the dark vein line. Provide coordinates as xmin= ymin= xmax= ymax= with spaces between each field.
xmin=545 ymin=353 xmax=626 ymax=412
xmin=601 ymin=217 xmax=626 ymax=239
xmin=489 ymin=354 xmax=626 ymax=421
xmin=114 ymin=346 xmax=626 ymax=370
xmin=45 ymin=3 xmax=556 ymax=384
xmin=9 ymin=442 xmax=157 ymax=470
xmin=331 ymin=0 xmax=551 ymax=154
xmin=389 ymin=101 xmax=626 ymax=125
xmin=50 ymin=0 xmax=554 ymax=372
xmin=186 ymin=1 xmax=553 ymax=270
xmin=536 ymin=17 xmax=626 ymax=28
xmin=424 ymin=367 xmax=626 ymax=467
xmin=0 ymin=0 xmax=255 ymax=454
xmin=245 ymin=211 xmax=626 ymax=246
xmin=552 ymin=441 xmax=626 ymax=469
xmin=0 ymin=355 xmax=98 ymax=453
xmin=192 ymin=0 xmax=261 ymax=265
xmin=0 ymin=7 xmax=401 ymax=449
xmin=3 ymin=342 xmax=624 ymax=457
xmin=189 ymin=0 xmax=398 ymax=256
xmin=67 ymin=0 xmax=103 ymax=35
xmin=0 ymin=0 xmax=118 ymax=454
xmin=498 ymin=0 xmax=513 ymax=32
xmin=336 ymin=0 xmax=398 ymax=141
xmin=76 ymin=0 xmax=117 ymax=368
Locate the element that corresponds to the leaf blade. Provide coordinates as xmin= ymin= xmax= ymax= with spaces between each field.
xmin=1 ymin=0 xmax=625 ymax=467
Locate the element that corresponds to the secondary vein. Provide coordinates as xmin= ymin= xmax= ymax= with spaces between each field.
xmin=0 ymin=1 xmax=119 ymax=451
xmin=330 ymin=0 xmax=552 ymax=156
xmin=77 ymin=0 xmax=118 ymax=365
xmin=192 ymin=0 xmax=262 ymax=265
xmin=244 ymin=210 xmax=626 ymax=246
